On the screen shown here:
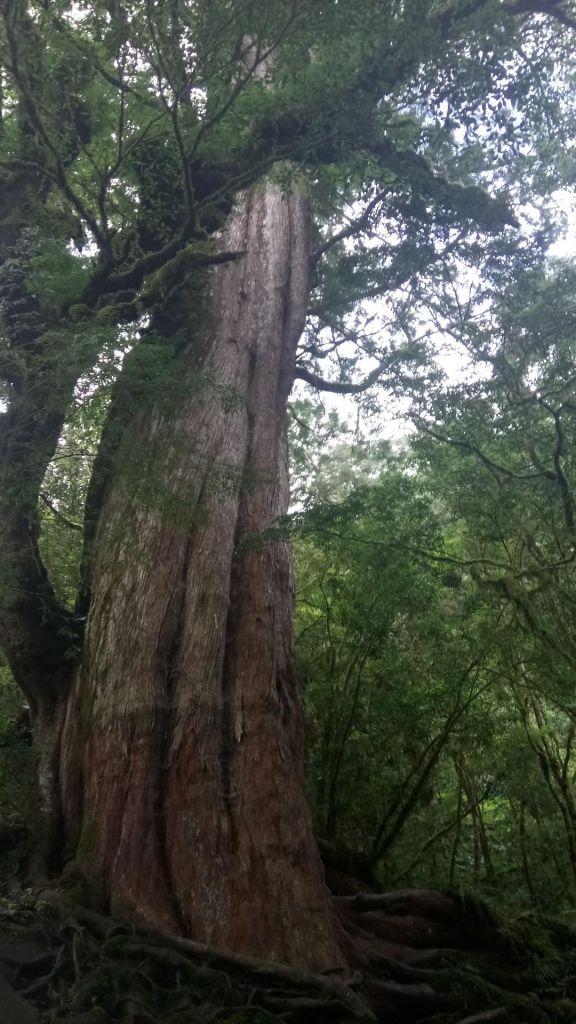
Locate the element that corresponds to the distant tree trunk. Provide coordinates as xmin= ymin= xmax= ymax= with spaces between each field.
xmin=0 ymin=244 xmax=83 ymax=872
xmin=517 ymin=800 xmax=538 ymax=907
xmin=449 ymin=757 xmax=464 ymax=888
xmin=460 ymin=762 xmax=494 ymax=883
xmin=58 ymin=181 xmax=344 ymax=970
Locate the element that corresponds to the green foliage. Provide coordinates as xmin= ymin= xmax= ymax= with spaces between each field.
xmin=297 ymin=469 xmax=484 ymax=871
xmin=295 ymin=268 xmax=576 ymax=909
xmin=26 ymin=239 xmax=93 ymax=314
xmin=1 ymin=0 xmax=576 ymax=944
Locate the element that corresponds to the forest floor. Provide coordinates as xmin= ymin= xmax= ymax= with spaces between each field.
xmin=2 ymin=871 xmax=576 ymax=1024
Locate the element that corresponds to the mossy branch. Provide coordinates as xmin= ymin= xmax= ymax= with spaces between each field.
xmin=72 ymin=245 xmax=246 ymax=324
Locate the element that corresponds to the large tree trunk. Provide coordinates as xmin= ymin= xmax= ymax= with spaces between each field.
xmin=59 ymin=181 xmax=344 ymax=970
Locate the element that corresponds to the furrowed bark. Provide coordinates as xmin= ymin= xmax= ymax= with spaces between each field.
xmin=60 ymin=179 xmax=344 ymax=969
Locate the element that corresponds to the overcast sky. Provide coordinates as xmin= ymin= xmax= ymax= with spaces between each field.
xmin=302 ymin=187 xmax=576 ymax=449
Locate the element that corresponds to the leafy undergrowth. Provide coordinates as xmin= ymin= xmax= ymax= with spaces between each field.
xmin=2 ymin=886 xmax=576 ymax=1024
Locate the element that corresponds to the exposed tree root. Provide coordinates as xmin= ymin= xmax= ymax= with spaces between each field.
xmin=1 ymin=883 xmax=576 ymax=1023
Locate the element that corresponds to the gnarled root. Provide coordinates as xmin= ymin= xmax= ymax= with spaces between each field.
xmin=0 ymin=885 xmax=575 ymax=1023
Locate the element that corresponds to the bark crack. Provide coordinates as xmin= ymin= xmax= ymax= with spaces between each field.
xmin=156 ymin=513 xmax=199 ymax=931
xmin=278 ymin=194 xmax=296 ymax=402
xmin=216 ymin=193 xmax=258 ymax=851
xmin=218 ymin=352 xmax=257 ymax=851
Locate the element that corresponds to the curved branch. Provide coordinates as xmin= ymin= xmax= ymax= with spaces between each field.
xmin=310 ymin=194 xmax=385 ymax=269
xmin=417 ymin=425 xmax=557 ymax=482
xmin=295 ymin=357 xmax=397 ymax=395
xmin=39 ymin=493 xmax=82 ymax=533
xmin=505 ymin=0 xmax=576 ymax=29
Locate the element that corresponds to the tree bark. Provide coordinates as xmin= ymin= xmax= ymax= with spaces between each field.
xmin=59 ymin=180 xmax=344 ymax=970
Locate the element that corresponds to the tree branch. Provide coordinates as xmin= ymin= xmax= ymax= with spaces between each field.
xmin=39 ymin=493 xmax=83 ymax=533
xmin=538 ymin=399 xmax=576 ymax=536
xmin=295 ymin=356 xmax=398 ymax=395
xmin=505 ymin=0 xmax=576 ymax=30
xmin=2 ymin=2 xmax=107 ymax=249
xmin=310 ymin=194 xmax=385 ymax=269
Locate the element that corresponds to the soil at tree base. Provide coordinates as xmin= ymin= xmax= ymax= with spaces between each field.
xmin=1 ymin=878 xmax=576 ymax=1024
